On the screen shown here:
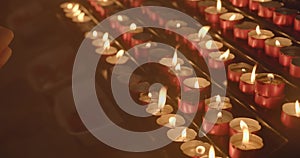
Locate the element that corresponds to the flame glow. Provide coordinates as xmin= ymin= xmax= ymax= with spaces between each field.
xmin=172 ymin=50 xmax=178 ymax=67
xmin=181 ymin=128 xmax=187 ymax=139
xmin=175 ymin=63 xmax=181 ymax=71
xmin=158 ymin=87 xmax=167 ymax=109
xmin=73 ymin=10 xmax=81 ymax=17
xmin=256 ymin=25 xmax=262 ymax=35
xmin=217 ymin=112 xmax=222 ymax=118
xmin=103 ymin=32 xmax=109 ymax=41
xmin=104 ymin=40 xmax=110 ymax=50
xmin=219 ymin=49 xmax=230 ymax=60
xmin=242 ymin=68 xmax=246 ymax=72
xmin=117 ymin=15 xmax=123 ymax=21
xmin=77 ymin=13 xmax=85 ymax=22
xmin=176 ymin=23 xmax=181 ymax=28
xmin=242 ymin=127 xmax=250 ymax=145
xmin=169 ymin=117 xmax=176 ymax=127
xmin=275 ymin=40 xmax=281 ymax=47
xmin=198 ymin=26 xmax=211 ymax=39
xmin=229 ymin=14 xmax=237 ymax=21
xmin=217 ymin=0 xmax=222 ymax=12
xmin=250 ymin=64 xmax=257 ymax=84
xmin=196 ymin=146 xmax=206 ymax=155
xmin=116 ymin=50 xmax=125 ymax=58
xmin=216 ymin=95 xmax=221 ymax=103
xmin=206 ymin=40 xmax=213 ymax=49
xmin=130 ymin=23 xmax=137 ymax=31
xmin=145 ymin=42 xmax=152 ymax=48
xmin=194 ymin=80 xmax=200 ymax=88
xmin=72 ymin=4 xmax=79 ymax=12
xmin=209 ymin=145 xmax=215 ymax=158
xmin=240 ymin=120 xmax=248 ymax=130
xmin=67 ymin=3 xmax=73 ymax=9
xmin=92 ymin=31 xmax=98 ymax=38
xmin=267 ymin=73 xmax=275 ymax=81
xmin=296 ymin=100 xmax=300 ymax=117
xmin=148 ymin=92 xmax=152 ymax=98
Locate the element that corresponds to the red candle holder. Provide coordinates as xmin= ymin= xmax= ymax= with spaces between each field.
xmin=219 ymin=12 xmax=244 ymax=30
xmin=294 ymin=15 xmax=300 ymax=31
xmin=279 ymin=46 xmax=300 ymax=67
xmin=131 ymin=32 xmax=153 ymax=47
xmin=258 ymin=1 xmax=283 ymax=18
xmin=248 ymin=29 xmax=274 ymax=49
xmin=202 ymin=110 xmax=233 ymax=136
xmin=198 ymin=40 xmax=224 ymax=57
xmin=239 ymin=73 xmax=255 ymax=95
xmin=255 ymin=93 xmax=284 ymax=109
xmin=228 ymin=63 xmax=253 ymax=82
xmin=231 ymin=0 xmax=249 ymax=8
xmin=281 ymin=102 xmax=300 ymax=128
xmin=208 ymin=50 xmax=235 ymax=69
xmin=229 ymin=118 xmax=261 ymax=136
xmin=234 ymin=21 xmax=257 ymax=40
xmin=133 ymin=42 xmax=157 ymax=61
xmin=273 ymin=8 xmax=298 ymax=26
xmin=204 ymin=6 xmax=228 ymax=23
xmin=255 ymin=73 xmax=285 ymax=97
xmin=184 ymin=0 xmax=201 ymax=9
xmin=178 ymin=92 xmax=205 ymax=114
xmin=198 ymin=0 xmax=216 ymax=14
xmin=249 ymin=0 xmax=271 ymax=11
xmin=264 ymin=37 xmax=292 ymax=58
xmin=183 ymin=77 xmax=211 ymax=93
xmin=204 ymin=99 xmax=232 ymax=112
xmin=290 ymin=57 xmax=300 ymax=78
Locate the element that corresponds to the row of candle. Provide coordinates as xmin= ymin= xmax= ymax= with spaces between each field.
xmin=60 ymin=2 xmax=91 ymax=23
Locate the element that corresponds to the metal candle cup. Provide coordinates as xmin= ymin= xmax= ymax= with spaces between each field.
xmin=198 ymin=0 xmax=216 ymax=14
xmin=255 ymin=73 xmax=285 ymax=97
xmin=255 ymin=93 xmax=285 ymax=109
xmin=178 ymin=91 xmax=205 ymax=114
xmin=234 ymin=21 xmax=257 ymax=39
xmin=129 ymin=0 xmax=143 ymax=7
xmin=202 ymin=110 xmax=233 ymax=136
xmin=208 ymin=50 xmax=235 ymax=69
xmin=156 ymin=114 xmax=186 ymax=128
xmin=204 ymin=6 xmax=228 ymax=23
xmin=248 ymin=28 xmax=274 ymax=49
xmin=273 ymin=8 xmax=298 ymax=26
xmin=279 ymin=46 xmax=300 ymax=67
xmin=180 ymin=140 xmax=211 ymax=157
xmin=204 ymin=99 xmax=232 ymax=112
xmin=239 ymin=73 xmax=255 ymax=95
xmin=281 ymin=101 xmax=300 ymax=128
xmin=258 ymin=1 xmax=283 ymax=18
xmin=169 ymin=66 xmax=194 ymax=88
xmin=229 ymin=118 xmax=261 ymax=136
xmin=183 ymin=77 xmax=211 ymax=92
xmin=294 ymin=15 xmax=300 ymax=31
xmin=264 ymin=37 xmax=292 ymax=58
xmin=290 ymin=57 xmax=300 ymax=78
xmin=220 ymin=12 xmax=244 ymax=30
xmin=228 ymin=62 xmax=253 ymax=82
xmin=231 ymin=0 xmax=249 ymax=7
xmin=249 ymin=0 xmax=271 ymax=11
xmin=198 ymin=40 xmax=224 ymax=57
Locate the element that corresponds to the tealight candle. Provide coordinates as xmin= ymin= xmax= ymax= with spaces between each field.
xmin=60 ymin=2 xmax=76 ymax=12
xmin=249 ymin=0 xmax=271 ymax=11
xmin=167 ymin=127 xmax=197 ymax=142
xmin=138 ymin=91 xmax=158 ymax=105
xmin=239 ymin=64 xmax=257 ymax=94
xmin=133 ymin=42 xmax=157 ymax=61
xmin=248 ymin=25 xmax=274 ymax=49
xmin=165 ymin=20 xmax=188 ymax=35
xmin=254 ymin=93 xmax=285 ymax=109
xmin=109 ymin=14 xmax=130 ymax=29
xmin=229 ymin=118 xmax=261 ymax=136
xmin=178 ymin=91 xmax=205 ymax=113
xmin=234 ymin=21 xmax=257 ymax=39
xmin=294 ymin=15 xmax=300 ymax=31
xmin=202 ymin=110 xmax=233 ymax=136
xmin=228 ymin=62 xmax=253 ymax=82
xmin=93 ymin=32 xmax=110 ymax=47
xmin=258 ymin=1 xmax=283 ymax=18
xmin=264 ymin=37 xmax=292 ymax=58
xmin=281 ymin=100 xmax=300 ymax=128
xmin=106 ymin=50 xmax=129 ymax=65
xmin=183 ymin=77 xmax=211 ymax=92
xmin=122 ymin=23 xmax=144 ymax=44
xmin=95 ymin=0 xmax=114 ymax=7
xmin=146 ymin=87 xmax=174 ymax=116
xmin=129 ymin=0 xmax=143 ymax=7
xmin=290 ymin=57 xmax=300 ymax=78
xmin=72 ymin=12 xmax=91 ymax=23
xmin=159 ymin=49 xmax=184 ymax=68
xmin=131 ymin=32 xmax=153 ymax=47
xmin=156 ymin=114 xmax=186 ymax=128
xmin=279 ymin=46 xmax=300 ymax=67
xmin=187 ymin=26 xmax=211 ymax=50
xmin=85 ymin=30 xmax=103 ymax=40
xmin=204 ymin=0 xmax=228 ymax=23
xmin=175 ymin=27 xmax=197 ymax=43
xmin=255 ymin=73 xmax=285 ymax=97
xmin=219 ymin=12 xmax=244 ymax=30
xmin=65 ymin=4 xmax=81 ymax=18
xmin=184 ymin=0 xmax=201 ymax=9
xmin=231 ymin=0 xmax=249 ymax=7
xmin=95 ymin=40 xmax=118 ymax=56
xmin=198 ymin=0 xmax=216 ymax=14
xmin=208 ymin=49 xmax=235 ymax=69
xmin=273 ymin=8 xmax=298 ymax=26
xmin=229 ymin=128 xmax=264 ymax=158
xmin=198 ymin=40 xmax=224 ymax=57
xmin=204 ymin=95 xmax=232 ymax=111
xmin=180 ymin=140 xmax=210 ymax=157
xmin=169 ymin=64 xmax=194 ymax=87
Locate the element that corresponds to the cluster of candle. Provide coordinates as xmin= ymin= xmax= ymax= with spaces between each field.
xmin=60 ymin=2 xmax=91 ymax=23
xmin=280 ymin=46 xmax=300 ymax=78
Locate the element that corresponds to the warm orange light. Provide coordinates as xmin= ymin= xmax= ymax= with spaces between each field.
xmin=216 ymin=0 xmax=222 ymax=12
xmin=250 ymin=64 xmax=257 ymax=84
xmin=116 ymin=50 xmax=125 ymax=58
xmin=219 ymin=49 xmax=230 ymax=60
xmin=242 ymin=68 xmax=246 ymax=72
xmin=148 ymin=92 xmax=152 ymax=98
xmin=72 ymin=4 xmax=80 ymax=12
xmin=196 ymin=146 xmax=206 ymax=155
xmin=242 ymin=127 xmax=250 ymax=145
xmin=103 ymin=32 xmax=109 ymax=41
xmin=208 ymin=145 xmax=216 ymax=158
xmin=172 ymin=49 xmax=178 ymax=67
xmin=217 ymin=112 xmax=222 ymax=118
xmin=145 ymin=42 xmax=152 ymax=48
xmin=267 ymin=73 xmax=275 ymax=81
xmin=73 ymin=10 xmax=81 ymax=17
xmin=176 ymin=23 xmax=181 ymax=28
xmin=256 ymin=25 xmax=262 ymax=35
xmin=198 ymin=26 xmax=211 ymax=39
xmin=169 ymin=117 xmax=176 ymax=127
xmin=194 ymin=80 xmax=200 ymax=88
xmin=67 ymin=3 xmax=73 ymax=9
xmin=130 ymin=23 xmax=137 ymax=31
xmin=295 ymin=100 xmax=300 ymax=117
xmin=92 ymin=31 xmax=98 ymax=38
xmin=216 ymin=95 xmax=221 ymax=103
xmin=240 ymin=120 xmax=248 ymax=130
xmin=275 ymin=40 xmax=281 ymax=47
xmin=229 ymin=14 xmax=237 ymax=21
xmin=158 ymin=87 xmax=167 ymax=109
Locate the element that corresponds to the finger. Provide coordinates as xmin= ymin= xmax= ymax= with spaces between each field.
xmin=0 ymin=26 xmax=14 ymax=52
xmin=0 ymin=47 xmax=12 ymax=68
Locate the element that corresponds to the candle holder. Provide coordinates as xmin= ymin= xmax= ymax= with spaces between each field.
xmin=146 ymin=103 xmax=174 ymax=116
xmin=249 ymin=0 xmax=271 ymax=11
xmin=273 ymin=8 xmax=299 ymax=26
xmin=183 ymin=77 xmax=211 ymax=92
xmin=228 ymin=62 xmax=253 ymax=82
xmin=258 ymin=1 xmax=283 ymax=18
xmin=109 ymin=15 xmax=130 ymax=29
xmin=198 ymin=40 xmax=224 ymax=57
xmin=129 ymin=0 xmax=144 ymax=7
xmin=106 ymin=50 xmax=129 ymax=65
xmin=95 ymin=44 xmax=118 ymax=56
xmin=204 ymin=0 xmax=228 ymax=24
xmin=234 ymin=21 xmax=257 ymax=39
xmin=231 ymin=0 xmax=249 ymax=7
xmin=204 ymin=98 xmax=232 ymax=112
xmin=169 ymin=65 xmax=194 ymax=89
xmin=85 ymin=31 xmax=103 ymax=40
xmin=156 ymin=114 xmax=185 ymax=128
xmin=219 ymin=12 xmax=244 ymax=30
xmin=294 ymin=15 xmax=300 ymax=31
xmin=129 ymin=81 xmax=150 ymax=100
xmin=178 ymin=91 xmax=205 ymax=114
xmin=187 ymin=26 xmax=211 ymax=50
xmin=198 ymin=0 xmax=216 ymax=14
xmin=248 ymin=27 xmax=274 ymax=49
xmin=138 ymin=91 xmax=158 ymax=105
xmin=165 ymin=20 xmax=188 ymax=36
xmin=184 ymin=0 xmax=201 ymax=9
xmin=133 ymin=42 xmax=157 ymax=61
xmin=281 ymin=101 xmax=300 ymax=128
xmin=202 ymin=110 xmax=233 ymax=136
xmin=255 ymin=73 xmax=285 ymax=97
xmin=239 ymin=73 xmax=256 ymax=94
xmin=208 ymin=49 xmax=235 ymax=69
xmin=167 ymin=127 xmax=197 ymax=142
xmin=290 ymin=57 xmax=300 ymax=78
xmin=254 ymin=93 xmax=285 ymax=109
xmin=229 ymin=118 xmax=261 ymax=136
xmin=180 ymin=140 xmax=210 ymax=157
xmin=279 ymin=46 xmax=300 ymax=67
xmin=264 ymin=37 xmax=292 ymax=58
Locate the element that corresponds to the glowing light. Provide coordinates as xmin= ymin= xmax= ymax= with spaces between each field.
xmin=219 ymin=49 xmax=230 ymax=60
xmin=145 ymin=42 xmax=151 ymax=48
xmin=158 ymin=87 xmax=167 ymax=109
xmin=267 ymin=73 xmax=275 ymax=82
xmin=198 ymin=26 xmax=211 ymax=39
xmin=72 ymin=4 xmax=79 ymax=12
xmin=104 ymin=40 xmax=110 ymax=50
xmin=169 ymin=117 xmax=176 ymax=127
xmin=296 ymin=100 xmax=300 ymax=117
xmin=175 ymin=63 xmax=181 ymax=71
xmin=256 ymin=25 xmax=262 ymax=35
xmin=103 ymin=32 xmax=109 ymax=41
xmin=217 ymin=112 xmax=222 ymax=118
xmin=92 ymin=31 xmax=98 ymax=38
xmin=242 ymin=68 xmax=246 ymax=72
xmin=117 ymin=15 xmax=123 ymax=21
xmin=73 ymin=10 xmax=81 ymax=17
xmin=172 ymin=49 xmax=178 ymax=67
xmin=217 ymin=0 xmax=222 ymax=12
xmin=176 ymin=23 xmax=181 ymax=28
xmin=67 ymin=3 xmax=73 ymax=9
xmin=242 ymin=127 xmax=250 ymax=145
xmin=181 ymin=128 xmax=187 ymax=139
xmin=77 ymin=13 xmax=85 ymax=22
xmin=208 ymin=145 xmax=216 ymax=158
xmin=196 ymin=146 xmax=206 ymax=155
xmin=240 ymin=120 xmax=248 ymax=130
xmin=206 ymin=40 xmax=213 ymax=49
xmin=130 ymin=23 xmax=137 ymax=31
xmin=116 ymin=50 xmax=125 ymax=58
xmin=148 ymin=92 xmax=152 ymax=98
xmin=229 ymin=14 xmax=237 ymax=21
xmin=194 ymin=80 xmax=200 ymax=88
xmin=216 ymin=95 xmax=221 ymax=103
xmin=250 ymin=64 xmax=257 ymax=84
xmin=275 ymin=40 xmax=281 ymax=47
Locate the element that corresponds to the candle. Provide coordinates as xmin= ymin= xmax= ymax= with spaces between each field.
xmin=248 ymin=25 xmax=274 ymax=49
xmin=165 ymin=20 xmax=188 ymax=35
xmin=198 ymin=0 xmax=216 ymax=14
xmin=122 ymin=23 xmax=144 ymax=44
xmin=219 ymin=12 xmax=244 ymax=30
xmin=167 ymin=127 xmax=197 ymax=142
xmin=229 ymin=118 xmax=261 ymax=136
xmin=254 ymin=93 xmax=285 ymax=109
xmin=249 ymin=0 xmax=271 ymax=11
xmin=146 ymin=87 xmax=174 ymax=116
xmin=60 ymin=2 xmax=76 ymax=12
xmin=93 ymin=32 xmax=110 ymax=47
xmin=279 ymin=46 xmax=300 ymax=67
xmin=202 ymin=110 xmax=233 ymax=136
xmin=180 ymin=140 xmax=210 ymax=157
xmin=131 ymin=32 xmax=153 ymax=47
xmin=208 ymin=49 xmax=235 ymax=69
xmin=204 ymin=95 xmax=232 ymax=111
xmin=187 ymin=26 xmax=211 ymax=50
xmin=159 ymin=49 xmax=184 ymax=68
xmin=228 ymin=62 xmax=253 ymax=82
xmin=239 ymin=64 xmax=257 ymax=94
xmin=170 ymin=64 xmax=194 ymax=87
xmin=175 ymin=27 xmax=197 ymax=43
xmin=183 ymin=77 xmax=211 ymax=92
xmin=258 ymin=1 xmax=283 ymax=18
xmin=134 ymin=42 xmax=157 ymax=61
xmin=198 ymin=40 xmax=224 ymax=57
xmin=234 ymin=21 xmax=257 ymax=39
xmin=65 ymin=4 xmax=81 ymax=18
xmin=110 ymin=14 xmax=130 ymax=29
xmin=178 ymin=91 xmax=205 ymax=113
xmin=255 ymin=73 xmax=285 ymax=97
xmin=95 ymin=40 xmax=118 ymax=56
xmin=290 ymin=57 xmax=300 ymax=78
xmin=129 ymin=0 xmax=143 ymax=7
xmin=156 ymin=114 xmax=185 ymax=128
xmin=264 ymin=37 xmax=292 ymax=58
xmin=138 ymin=91 xmax=158 ymax=105
xmin=294 ymin=15 xmax=300 ymax=31
xmin=273 ymin=8 xmax=299 ymax=26
xmin=204 ymin=0 xmax=228 ymax=23
xmin=85 ymin=30 xmax=103 ymax=40
xmin=200 ymin=145 xmax=222 ymax=158
xmin=229 ymin=128 xmax=264 ymax=158
xmin=231 ymin=0 xmax=249 ymax=8
xmin=96 ymin=0 xmax=114 ymax=7
xmin=106 ymin=50 xmax=129 ymax=65
xmin=184 ymin=0 xmax=201 ymax=9
xmin=72 ymin=12 xmax=91 ymax=23
xmin=281 ymin=100 xmax=300 ymax=128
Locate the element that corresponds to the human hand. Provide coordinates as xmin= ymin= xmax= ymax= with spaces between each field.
xmin=0 ymin=26 xmax=14 ymax=68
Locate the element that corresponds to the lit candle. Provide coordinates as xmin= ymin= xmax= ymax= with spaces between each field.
xmin=264 ymin=37 xmax=292 ymax=58
xmin=180 ymin=140 xmax=210 ymax=157
xmin=239 ymin=64 xmax=257 ymax=94
xmin=65 ymin=4 xmax=81 ymax=18
xmin=175 ymin=27 xmax=197 ymax=43
xmin=231 ymin=0 xmax=249 ymax=7
xmin=165 ymin=20 xmax=188 ymax=35
xmin=290 ymin=57 xmax=300 ymax=78
xmin=159 ymin=49 xmax=184 ymax=68
xmin=167 ymin=127 xmax=197 ymax=142
xmin=229 ymin=126 xmax=264 ymax=158
xmin=187 ymin=26 xmax=211 ymax=50
xmin=138 ymin=91 xmax=158 ymax=105
xmin=183 ymin=77 xmax=211 ymax=92
xmin=198 ymin=0 xmax=217 ymax=14
xmin=294 ymin=15 xmax=300 ymax=31
xmin=249 ymin=0 xmax=271 ymax=11
xmin=255 ymin=73 xmax=285 ymax=97
xmin=273 ymin=8 xmax=298 ymax=26
xmin=281 ymin=100 xmax=300 ymax=128
xmin=279 ymin=46 xmax=300 ymax=67
xmin=95 ymin=40 xmax=118 ymax=56
xmin=110 ymin=14 xmax=130 ymax=29
xmin=229 ymin=118 xmax=261 ymax=136
xmin=92 ymin=32 xmax=110 ymax=47
xmin=60 ymin=2 xmax=76 ymax=12
xmin=146 ymin=87 xmax=174 ymax=116
xmin=258 ymin=1 xmax=283 ymax=18
xmin=133 ymin=42 xmax=157 ymax=61
xmin=72 ymin=12 xmax=91 ymax=23
xmin=122 ymin=23 xmax=144 ymax=44
xmin=85 ymin=30 xmax=103 ymax=39
xmin=198 ymin=40 xmax=224 ymax=57
xmin=204 ymin=0 xmax=228 ymax=23
xmin=234 ymin=21 xmax=257 ymax=39
xmin=106 ymin=50 xmax=129 ymax=65
xmin=228 ymin=62 xmax=253 ymax=82
xmin=204 ymin=95 xmax=232 ymax=111
xmin=156 ymin=114 xmax=185 ymax=128
xmin=219 ymin=12 xmax=244 ymax=30
xmin=202 ymin=110 xmax=233 ymax=136
xmin=248 ymin=25 xmax=274 ymax=49
xmin=208 ymin=49 xmax=235 ymax=69
xmin=96 ymin=0 xmax=114 ymax=7
xmin=201 ymin=145 xmax=222 ymax=158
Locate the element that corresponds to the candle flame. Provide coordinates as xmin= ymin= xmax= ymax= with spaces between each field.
xmin=92 ymin=31 xmax=98 ymax=38
xmin=196 ymin=146 xmax=206 ymax=155
xmin=205 ymin=40 xmax=213 ymax=49
xmin=229 ymin=14 xmax=237 ymax=21
xmin=73 ymin=10 xmax=81 ymax=17
xmin=256 ymin=25 xmax=262 ymax=35
xmin=219 ymin=49 xmax=230 ymax=60
xmin=169 ymin=117 xmax=176 ymax=127
xmin=250 ymin=64 xmax=257 ymax=83
xmin=117 ymin=15 xmax=123 ymax=21
xmin=77 ymin=13 xmax=85 ymax=22
xmin=145 ymin=42 xmax=152 ymax=48
xmin=242 ymin=128 xmax=250 ymax=145
xmin=275 ymin=40 xmax=281 ymax=47
xmin=116 ymin=50 xmax=125 ymax=58
xmin=267 ymin=73 xmax=275 ymax=81
xmin=295 ymin=100 xmax=300 ymax=117
xmin=242 ymin=68 xmax=246 ymax=72
xmin=67 ymin=3 xmax=73 ymax=9
xmin=217 ymin=112 xmax=222 ymax=118
xmin=198 ymin=26 xmax=211 ymax=39
xmin=209 ymin=145 xmax=215 ymax=158
xmin=104 ymin=40 xmax=110 ymax=50
xmin=176 ymin=23 xmax=181 ymax=28
xmin=103 ymin=0 xmax=108 ymax=2
xmin=181 ymin=128 xmax=187 ymax=139
xmin=216 ymin=0 xmax=222 ymax=12
xmin=216 ymin=95 xmax=221 ymax=103
xmin=175 ymin=63 xmax=181 ymax=71
xmin=240 ymin=120 xmax=249 ymax=130
xmin=72 ymin=4 xmax=79 ymax=12
xmin=172 ymin=49 xmax=178 ymax=67
xmin=148 ymin=92 xmax=152 ymax=98
xmin=194 ymin=80 xmax=200 ymax=88
xmin=158 ymin=87 xmax=167 ymax=109
xmin=130 ymin=23 xmax=137 ymax=31
xmin=103 ymin=32 xmax=109 ymax=41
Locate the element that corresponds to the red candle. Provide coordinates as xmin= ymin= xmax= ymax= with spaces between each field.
xmin=131 ymin=32 xmax=153 ymax=47
xmin=176 ymin=27 xmax=197 ymax=44
xmin=204 ymin=0 xmax=228 ymax=23
xmin=231 ymin=0 xmax=249 ymax=8
xmin=187 ymin=26 xmax=211 ymax=50
xmin=264 ymin=37 xmax=292 ymax=58
xmin=219 ymin=12 xmax=244 ymax=30
xmin=255 ymin=73 xmax=285 ymax=97
xmin=122 ymin=23 xmax=144 ymax=44
xmin=234 ymin=21 xmax=257 ymax=40
xmin=273 ymin=8 xmax=298 ymax=26
xmin=279 ymin=46 xmax=300 ymax=67
xmin=258 ymin=1 xmax=283 ymax=18
xmin=249 ymin=0 xmax=271 ymax=11
xmin=229 ymin=118 xmax=261 ymax=136
xmin=178 ymin=91 xmax=205 ymax=114
xmin=294 ymin=15 xmax=300 ymax=31
xmin=208 ymin=49 xmax=235 ymax=69
xmin=198 ymin=0 xmax=216 ymax=14
xmin=129 ymin=0 xmax=143 ymax=7
xmin=281 ymin=101 xmax=300 ymax=128
xmin=204 ymin=95 xmax=232 ymax=112
xmin=255 ymin=93 xmax=285 ymax=109
xmin=290 ymin=57 xmax=300 ymax=78
xmin=248 ymin=25 xmax=274 ymax=49
xmin=165 ymin=20 xmax=188 ymax=36
xmin=198 ymin=40 xmax=224 ymax=57
xmin=228 ymin=62 xmax=253 ymax=82
xmin=183 ymin=77 xmax=211 ymax=92
xmin=202 ymin=110 xmax=233 ymax=136
xmin=184 ymin=0 xmax=201 ymax=9
xmin=169 ymin=64 xmax=194 ymax=86
xmin=133 ymin=42 xmax=157 ymax=61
